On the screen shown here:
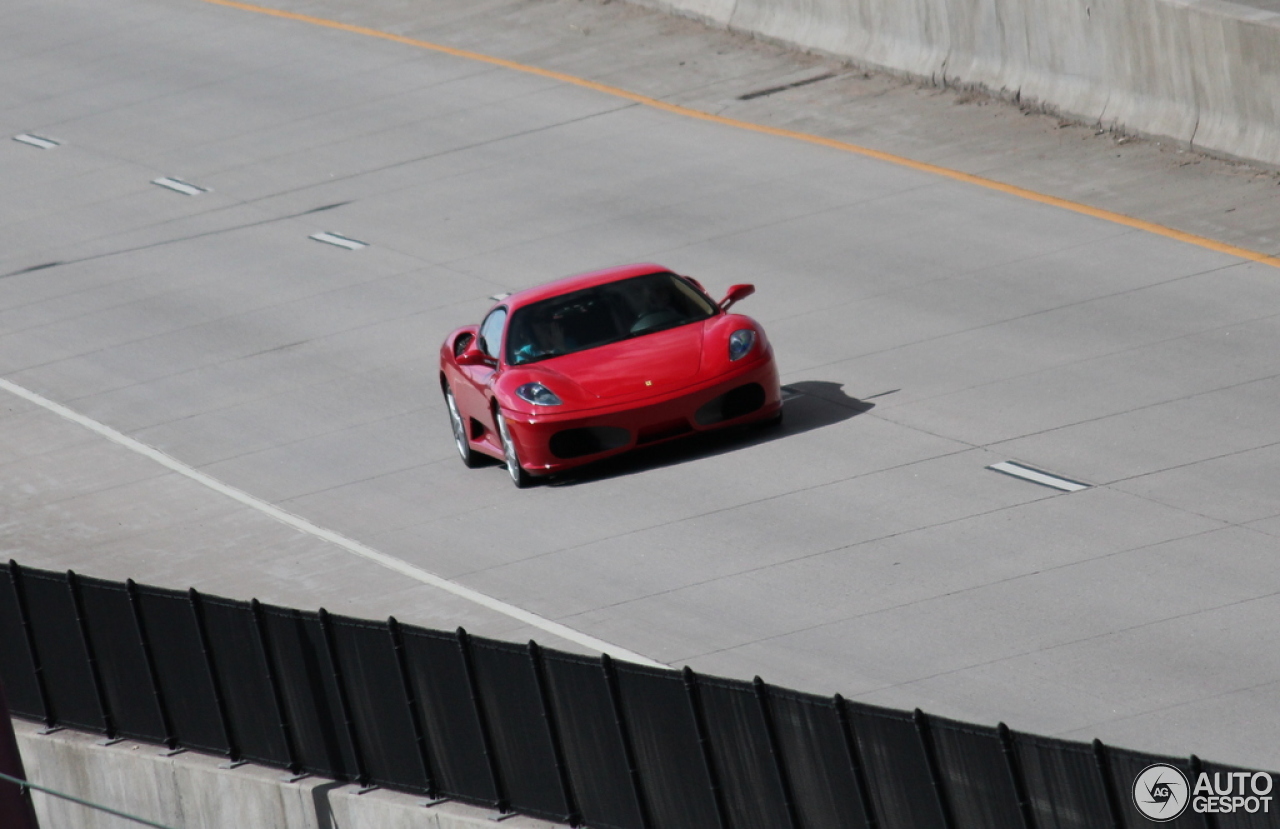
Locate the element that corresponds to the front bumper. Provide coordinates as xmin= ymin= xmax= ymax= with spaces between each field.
xmin=502 ymin=355 xmax=781 ymax=475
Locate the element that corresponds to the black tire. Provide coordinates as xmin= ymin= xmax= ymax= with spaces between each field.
xmin=496 ymin=412 xmax=535 ymax=489
xmin=444 ymin=384 xmax=481 ymax=468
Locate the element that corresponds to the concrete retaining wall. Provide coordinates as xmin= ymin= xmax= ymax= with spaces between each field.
xmin=13 ymin=720 xmax=564 ymax=829
xmin=632 ymin=0 xmax=1280 ymax=167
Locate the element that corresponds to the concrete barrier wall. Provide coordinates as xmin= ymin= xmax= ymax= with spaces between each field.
xmin=13 ymin=720 xmax=564 ymax=829
xmin=632 ymin=0 xmax=1280 ymax=167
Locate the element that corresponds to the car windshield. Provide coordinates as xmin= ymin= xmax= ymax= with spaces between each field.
xmin=505 ymin=272 xmax=717 ymax=366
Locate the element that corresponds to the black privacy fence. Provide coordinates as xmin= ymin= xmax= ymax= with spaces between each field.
xmin=1 ymin=560 xmax=1276 ymax=829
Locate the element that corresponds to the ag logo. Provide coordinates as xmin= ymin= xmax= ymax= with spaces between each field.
xmin=1134 ymin=763 xmax=1190 ymax=822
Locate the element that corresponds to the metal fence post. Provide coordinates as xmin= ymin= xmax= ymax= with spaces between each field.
xmin=126 ymin=579 xmax=176 ymax=751
xmin=913 ymin=709 xmax=956 ymax=829
xmin=1091 ymin=739 xmax=1125 ymax=829
xmin=7 ymin=562 xmax=53 ymax=729
xmin=601 ymin=654 xmax=652 ymax=829
xmin=833 ymin=695 xmax=878 ymax=829
xmin=682 ymin=667 xmax=731 ymax=829
xmin=456 ymin=627 xmax=507 ymax=813
xmin=528 ymin=641 xmax=580 ymax=826
xmin=187 ymin=589 xmax=239 ymax=764
xmin=251 ymin=599 xmax=302 ymax=777
xmin=387 ymin=617 xmax=438 ymax=798
xmin=65 ymin=571 xmax=113 ymax=739
xmin=317 ymin=609 xmax=368 ymax=787
xmin=997 ymin=722 xmax=1037 ymax=829
xmin=752 ymin=677 xmax=800 ymax=829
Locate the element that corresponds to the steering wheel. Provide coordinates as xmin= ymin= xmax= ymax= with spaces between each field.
xmin=630 ymin=309 xmax=682 ymax=334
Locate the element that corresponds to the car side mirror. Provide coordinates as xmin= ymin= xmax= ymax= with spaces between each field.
xmin=457 ymin=339 xmax=495 ymax=366
xmin=719 ymin=283 xmax=755 ymax=311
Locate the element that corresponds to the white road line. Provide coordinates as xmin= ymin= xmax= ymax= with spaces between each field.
xmin=309 ymin=231 xmax=367 ymax=250
xmin=152 ymin=177 xmax=208 ymax=196
xmin=0 ymin=377 xmax=662 ymax=667
xmin=989 ymin=460 xmax=1090 ymax=492
xmin=13 ymin=134 xmax=61 ymax=149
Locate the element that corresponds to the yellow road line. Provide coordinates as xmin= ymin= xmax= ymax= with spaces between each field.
xmin=199 ymin=0 xmax=1280 ymax=269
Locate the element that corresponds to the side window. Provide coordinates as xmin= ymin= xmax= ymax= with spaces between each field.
xmin=478 ymin=307 xmax=508 ymax=361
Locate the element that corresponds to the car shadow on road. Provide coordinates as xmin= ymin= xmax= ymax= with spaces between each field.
xmin=546 ymin=380 xmax=875 ymax=487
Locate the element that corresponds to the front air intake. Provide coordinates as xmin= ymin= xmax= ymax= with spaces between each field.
xmin=549 ymin=426 xmax=630 ymax=459
xmin=695 ymin=383 xmax=765 ymax=425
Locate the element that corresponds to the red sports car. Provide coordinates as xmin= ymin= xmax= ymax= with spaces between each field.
xmin=438 ymin=263 xmax=782 ymax=487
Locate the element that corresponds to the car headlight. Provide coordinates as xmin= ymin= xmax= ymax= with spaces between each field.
xmin=728 ymin=329 xmax=756 ymax=361
xmin=516 ymin=382 xmax=563 ymax=406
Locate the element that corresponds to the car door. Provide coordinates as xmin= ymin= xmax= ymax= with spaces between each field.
xmin=455 ymin=306 xmax=506 ymax=436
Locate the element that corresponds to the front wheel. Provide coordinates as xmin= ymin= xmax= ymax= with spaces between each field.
xmin=444 ymin=385 xmax=481 ymax=468
xmin=496 ymin=413 xmax=535 ymax=488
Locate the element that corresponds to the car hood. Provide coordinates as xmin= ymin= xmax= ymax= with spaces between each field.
xmin=537 ymin=322 xmax=706 ymax=401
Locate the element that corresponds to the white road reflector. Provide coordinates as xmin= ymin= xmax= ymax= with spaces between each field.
xmin=14 ymin=133 xmax=61 ymax=149
xmin=488 ymin=292 xmax=512 ymax=301
xmin=310 ymin=231 xmax=367 ymax=250
xmin=780 ymin=386 xmax=802 ymax=402
xmin=152 ymin=177 xmax=207 ymax=196
xmin=989 ymin=461 xmax=1090 ymax=492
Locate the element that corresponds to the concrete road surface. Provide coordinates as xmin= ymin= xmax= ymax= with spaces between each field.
xmin=2 ymin=0 xmax=1278 ymax=770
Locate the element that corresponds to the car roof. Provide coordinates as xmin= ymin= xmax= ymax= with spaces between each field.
xmin=502 ymin=263 xmax=672 ymax=312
